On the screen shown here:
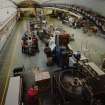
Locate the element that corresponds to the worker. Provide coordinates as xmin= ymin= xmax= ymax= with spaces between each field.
xmin=22 ymin=34 xmax=28 ymax=42
xmin=44 ymin=43 xmax=52 ymax=57
xmin=74 ymin=51 xmax=81 ymax=63
xmin=28 ymin=37 xmax=32 ymax=54
xmin=21 ymin=40 xmax=25 ymax=53
xmin=22 ymin=40 xmax=28 ymax=54
xmin=21 ymin=33 xmax=28 ymax=53
xmin=28 ymin=37 xmax=32 ymax=46
xmin=44 ymin=43 xmax=53 ymax=66
xmin=68 ymin=17 xmax=74 ymax=26
xmin=32 ymin=35 xmax=39 ymax=51
xmin=49 ymin=24 xmax=55 ymax=34
xmin=42 ymin=19 xmax=47 ymax=26
xmin=24 ymin=31 xmax=28 ymax=37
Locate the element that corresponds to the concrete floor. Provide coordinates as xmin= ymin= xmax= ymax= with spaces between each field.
xmin=1 ymin=17 xmax=105 ymax=104
xmin=0 ymin=18 xmax=58 ymax=104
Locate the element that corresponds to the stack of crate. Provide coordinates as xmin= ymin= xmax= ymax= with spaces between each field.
xmin=35 ymin=70 xmax=51 ymax=93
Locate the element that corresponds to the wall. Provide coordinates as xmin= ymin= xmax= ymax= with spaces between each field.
xmin=0 ymin=0 xmax=17 ymax=51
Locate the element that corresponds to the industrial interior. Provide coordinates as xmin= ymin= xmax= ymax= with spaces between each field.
xmin=1 ymin=0 xmax=105 ymax=105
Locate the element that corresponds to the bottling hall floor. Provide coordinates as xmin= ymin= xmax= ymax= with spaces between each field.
xmin=1 ymin=16 xmax=105 ymax=103
xmin=48 ymin=17 xmax=105 ymax=66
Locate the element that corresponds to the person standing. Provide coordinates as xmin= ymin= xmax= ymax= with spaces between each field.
xmin=44 ymin=43 xmax=53 ymax=66
xmin=28 ymin=37 xmax=32 ymax=54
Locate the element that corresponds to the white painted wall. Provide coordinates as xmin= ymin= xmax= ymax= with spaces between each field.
xmin=0 ymin=0 xmax=17 ymax=51
xmin=0 ymin=0 xmax=17 ymax=26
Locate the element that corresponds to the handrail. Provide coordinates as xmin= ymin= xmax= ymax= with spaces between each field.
xmin=41 ymin=3 xmax=105 ymax=34
xmin=43 ymin=7 xmax=82 ymax=19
